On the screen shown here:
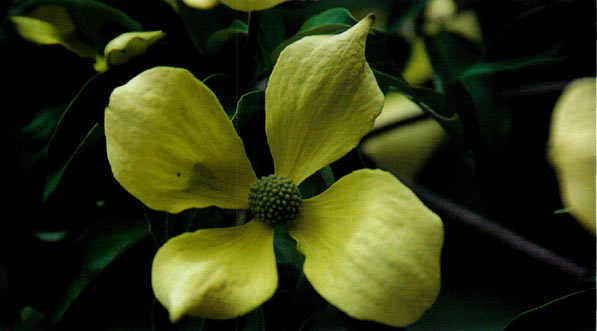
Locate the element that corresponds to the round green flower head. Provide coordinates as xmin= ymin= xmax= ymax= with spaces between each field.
xmin=249 ymin=174 xmax=302 ymax=225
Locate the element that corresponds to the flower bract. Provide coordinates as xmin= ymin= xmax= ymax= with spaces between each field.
xmin=94 ymin=30 xmax=166 ymax=72
xmin=10 ymin=4 xmax=163 ymax=72
xmin=402 ymin=0 xmax=482 ymax=85
xmin=105 ymin=16 xmax=444 ymax=327
xmin=183 ymin=0 xmax=286 ymax=11
xmin=548 ymin=77 xmax=596 ymax=234
xmin=362 ymin=93 xmax=446 ymax=180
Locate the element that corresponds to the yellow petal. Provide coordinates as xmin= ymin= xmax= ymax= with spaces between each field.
xmin=402 ymin=38 xmax=433 ymax=86
xmin=445 ymin=11 xmax=482 ymax=42
xmin=363 ymin=94 xmax=445 ymax=180
xmin=425 ymin=0 xmax=457 ymax=22
xmin=220 ymin=0 xmax=286 ymax=11
xmin=10 ymin=5 xmax=98 ymax=59
xmin=152 ymin=220 xmax=277 ymax=321
xmin=182 ymin=0 xmax=219 ymax=10
xmin=18 ymin=4 xmax=75 ymax=36
xmin=288 ymin=169 xmax=444 ymax=326
xmin=105 ymin=67 xmax=257 ymax=213
xmin=372 ymin=93 xmax=426 ymax=129
xmin=96 ymin=30 xmax=165 ymax=72
xmin=164 ymin=0 xmax=180 ymax=12
xmin=548 ymin=78 xmax=596 ymax=234
xmin=423 ymin=0 xmax=482 ymax=42
xmin=362 ymin=120 xmax=445 ymax=180
xmin=266 ymin=16 xmax=384 ymax=184
xmin=11 ymin=16 xmax=64 ymax=45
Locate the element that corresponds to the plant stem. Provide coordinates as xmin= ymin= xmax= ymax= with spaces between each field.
xmin=406 ymin=179 xmax=588 ymax=277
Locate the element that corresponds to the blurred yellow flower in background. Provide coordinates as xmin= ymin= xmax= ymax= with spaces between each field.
xmin=363 ymin=0 xmax=481 ymax=180
xmin=548 ymin=77 xmax=596 ymax=234
xmin=10 ymin=4 xmax=164 ymax=72
xmin=362 ymin=93 xmax=446 ymax=181
xmin=182 ymin=0 xmax=285 ymax=11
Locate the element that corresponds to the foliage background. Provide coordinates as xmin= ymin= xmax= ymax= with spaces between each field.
xmin=0 ymin=0 xmax=595 ymax=330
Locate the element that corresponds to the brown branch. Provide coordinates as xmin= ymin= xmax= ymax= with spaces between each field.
xmin=405 ymin=180 xmax=588 ymax=278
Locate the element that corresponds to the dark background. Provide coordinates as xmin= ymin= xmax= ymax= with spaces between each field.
xmin=0 ymin=0 xmax=595 ymax=330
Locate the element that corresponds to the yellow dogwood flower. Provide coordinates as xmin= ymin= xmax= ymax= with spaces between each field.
xmin=403 ymin=0 xmax=482 ymax=85
xmin=548 ymin=78 xmax=596 ymax=234
xmin=10 ymin=4 xmax=164 ymax=72
xmin=105 ymin=16 xmax=443 ymax=327
xmin=362 ymin=93 xmax=446 ymax=180
xmin=363 ymin=0 xmax=482 ymax=179
xmin=183 ymin=0 xmax=285 ymax=11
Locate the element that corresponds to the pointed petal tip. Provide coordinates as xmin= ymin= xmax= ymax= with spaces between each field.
xmin=361 ymin=13 xmax=376 ymax=29
xmin=169 ymin=309 xmax=184 ymax=323
xmin=345 ymin=13 xmax=375 ymax=40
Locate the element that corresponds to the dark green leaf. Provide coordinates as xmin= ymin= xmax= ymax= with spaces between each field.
xmin=297 ymin=7 xmax=356 ymax=33
xmin=11 ymin=306 xmax=45 ymax=331
xmin=457 ymin=77 xmax=511 ymax=152
xmin=202 ymin=73 xmax=239 ymax=117
xmin=462 ymin=55 xmax=564 ymax=78
xmin=424 ymin=30 xmax=511 ymax=183
xmin=424 ymin=31 xmax=482 ymax=89
xmin=234 ymin=90 xmax=265 ymax=130
xmin=43 ymin=123 xmax=102 ymax=201
xmin=257 ymin=9 xmax=288 ymax=71
xmin=387 ymin=0 xmax=429 ymax=34
xmin=366 ymin=30 xmax=410 ymax=78
xmin=44 ymin=71 xmax=117 ymax=203
xmin=273 ymin=226 xmax=303 ymax=269
xmin=21 ymin=106 xmax=63 ymax=141
xmin=46 ymin=72 xmax=102 ymax=159
xmin=145 ymin=206 xmax=235 ymax=249
xmin=41 ymin=216 xmax=149 ymax=323
xmin=176 ymin=0 xmax=236 ymax=55
xmin=206 ymin=19 xmax=248 ymax=56
xmin=483 ymin=1 xmax=594 ymax=64
xmin=233 ymin=89 xmax=272 ymax=176
xmin=298 ymin=169 xmax=332 ymax=200
xmin=319 ymin=165 xmax=335 ymax=188
xmin=44 ymin=63 xmax=164 ymax=202
xmin=462 ymin=1 xmax=594 ymax=77
xmin=373 ymin=70 xmax=463 ymax=139
xmin=443 ymin=80 xmax=511 ymax=208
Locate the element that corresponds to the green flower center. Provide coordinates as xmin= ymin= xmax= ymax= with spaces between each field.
xmin=248 ymin=174 xmax=302 ymax=226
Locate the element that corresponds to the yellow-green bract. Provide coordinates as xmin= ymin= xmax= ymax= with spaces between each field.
xmin=548 ymin=78 xmax=596 ymax=234
xmin=182 ymin=0 xmax=286 ymax=11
